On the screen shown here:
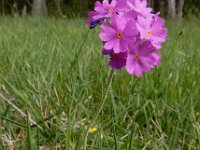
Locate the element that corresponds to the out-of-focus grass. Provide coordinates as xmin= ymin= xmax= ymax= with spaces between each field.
xmin=0 ymin=16 xmax=199 ymax=149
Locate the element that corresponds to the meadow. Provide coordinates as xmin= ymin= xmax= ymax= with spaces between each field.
xmin=0 ymin=16 xmax=199 ymax=149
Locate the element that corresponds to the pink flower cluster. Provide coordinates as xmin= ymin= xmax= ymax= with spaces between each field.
xmin=86 ymin=0 xmax=167 ymax=77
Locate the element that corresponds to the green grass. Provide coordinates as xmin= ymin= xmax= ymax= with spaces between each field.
xmin=0 ymin=16 xmax=199 ymax=149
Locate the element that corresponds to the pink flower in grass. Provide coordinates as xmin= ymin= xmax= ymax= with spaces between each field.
xmin=103 ymin=49 xmax=127 ymax=70
xmin=136 ymin=14 xmax=168 ymax=49
xmin=126 ymin=41 xmax=159 ymax=77
xmin=99 ymin=14 xmax=138 ymax=53
xmin=86 ymin=0 xmax=167 ymax=77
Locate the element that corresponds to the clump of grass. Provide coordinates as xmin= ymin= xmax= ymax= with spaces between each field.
xmin=0 ymin=16 xmax=199 ymax=149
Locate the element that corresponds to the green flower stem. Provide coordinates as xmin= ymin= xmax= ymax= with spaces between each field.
xmin=84 ymin=69 xmax=115 ymax=150
xmin=69 ymin=29 xmax=90 ymax=70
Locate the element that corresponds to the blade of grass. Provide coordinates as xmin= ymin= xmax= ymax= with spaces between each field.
xmin=1 ymin=116 xmax=26 ymax=128
xmin=26 ymin=110 xmax=33 ymax=150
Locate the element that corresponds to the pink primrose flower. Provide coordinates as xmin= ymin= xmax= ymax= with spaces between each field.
xmin=99 ymin=14 xmax=138 ymax=53
xmin=126 ymin=41 xmax=158 ymax=77
xmin=136 ymin=15 xmax=167 ymax=49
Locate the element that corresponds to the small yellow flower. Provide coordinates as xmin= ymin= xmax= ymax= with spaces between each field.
xmin=89 ymin=127 xmax=97 ymax=133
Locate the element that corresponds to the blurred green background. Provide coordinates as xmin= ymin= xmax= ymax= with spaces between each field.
xmin=0 ymin=0 xmax=200 ymax=18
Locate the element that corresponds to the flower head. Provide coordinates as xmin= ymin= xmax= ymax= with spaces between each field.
xmin=99 ymin=14 xmax=138 ymax=53
xmin=86 ymin=0 xmax=167 ymax=77
xmin=136 ymin=14 xmax=168 ymax=49
xmin=126 ymin=41 xmax=158 ymax=77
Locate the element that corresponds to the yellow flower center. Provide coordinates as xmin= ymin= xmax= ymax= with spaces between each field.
xmin=108 ymin=8 xmax=114 ymax=13
xmin=134 ymin=54 xmax=140 ymax=60
xmin=113 ymin=53 xmax=119 ymax=59
xmin=117 ymin=32 xmax=123 ymax=38
xmin=147 ymin=29 xmax=152 ymax=36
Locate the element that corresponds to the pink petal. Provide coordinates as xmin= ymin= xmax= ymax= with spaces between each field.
xmin=94 ymin=1 xmax=105 ymax=13
xmin=110 ymin=14 xmax=126 ymax=31
xmin=129 ymin=39 xmax=140 ymax=53
xmin=110 ymin=0 xmax=117 ymax=8
xmin=152 ymin=42 xmax=162 ymax=49
xmin=120 ymin=39 xmax=129 ymax=52
xmin=137 ymin=16 xmax=148 ymax=29
xmin=127 ymin=1 xmax=134 ymax=10
xmin=104 ymin=38 xmax=119 ymax=50
xmin=140 ymin=56 xmax=155 ymax=66
xmin=134 ymin=61 xmax=142 ymax=77
xmin=95 ymin=6 xmax=107 ymax=14
xmin=138 ymin=59 xmax=151 ymax=72
xmin=103 ymin=0 xmax=110 ymax=9
xmin=123 ymin=20 xmax=138 ymax=36
xmin=151 ymin=35 xmax=166 ymax=43
xmin=141 ymin=0 xmax=147 ymax=7
xmin=115 ymin=0 xmax=127 ymax=11
xmin=126 ymin=54 xmax=135 ymax=74
xmin=151 ymin=53 xmax=162 ymax=67
xmin=113 ymin=39 xmax=122 ymax=53
xmin=140 ymin=41 xmax=156 ymax=56
xmin=123 ymin=37 xmax=134 ymax=45
xmin=99 ymin=32 xmax=115 ymax=41
xmin=136 ymin=23 xmax=147 ymax=39
xmin=100 ymin=23 xmax=116 ymax=34
xmin=152 ymin=28 xmax=167 ymax=37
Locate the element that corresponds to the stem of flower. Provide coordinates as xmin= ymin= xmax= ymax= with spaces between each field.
xmin=83 ymin=69 xmax=115 ymax=150
xmin=69 ymin=29 xmax=90 ymax=70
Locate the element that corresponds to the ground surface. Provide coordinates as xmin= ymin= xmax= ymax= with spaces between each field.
xmin=0 ymin=17 xmax=199 ymax=149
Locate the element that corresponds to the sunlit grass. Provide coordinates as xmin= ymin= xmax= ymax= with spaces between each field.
xmin=0 ymin=16 xmax=199 ymax=149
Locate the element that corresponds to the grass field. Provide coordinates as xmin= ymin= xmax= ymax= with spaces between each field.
xmin=0 ymin=16 xmax=199 ymax=149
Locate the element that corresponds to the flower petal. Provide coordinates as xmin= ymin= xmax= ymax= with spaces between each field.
xmin=126 ymin=54 xmax=135 ymax=74
xmin=94 ymin=1 xmax=106 ymax=13
xmin=140 ymin=41 xmax=156 ymax=56
xmin=134 ymin=61 xmax=142 ymax=77
xmin=100 ymin=23 xmax=116 ymax=34
xmin=109 ymin=57 xmax=126 ymax=70
xmin=104 ymin=38 xmax=119 ymax=50
xmin=99 ymin=32 xmax=115 ymax=41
